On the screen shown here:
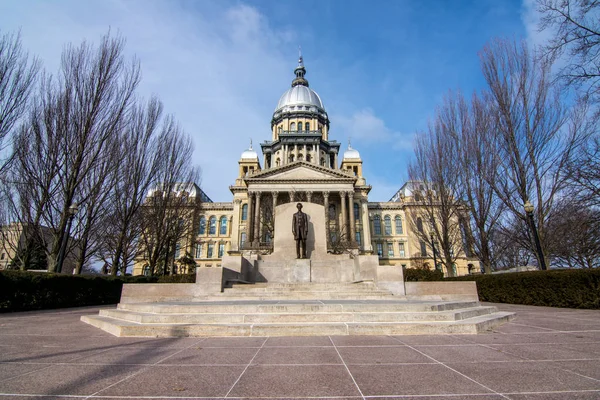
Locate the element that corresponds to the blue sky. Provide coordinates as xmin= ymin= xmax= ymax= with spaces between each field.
xmin=0 ymin=0 xmax=543 ymax=201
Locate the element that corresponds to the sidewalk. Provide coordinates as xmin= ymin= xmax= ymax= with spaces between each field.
xmin=0 ymin=302 xmax=599 ymax=399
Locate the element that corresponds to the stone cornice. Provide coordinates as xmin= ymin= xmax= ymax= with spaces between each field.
xmin=200 ymin=202 xmax=234 ymax=211
xmin=246 ymin=160 xmax=356 ymax=181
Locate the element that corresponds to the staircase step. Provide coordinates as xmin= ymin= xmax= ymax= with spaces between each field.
xmin=116 ymin=300 xmax=482 ymax=314
xmin=100 ymin=306 xmax=497 ymax=324
xmin=81 ymin=312 xmax=515 ymax=337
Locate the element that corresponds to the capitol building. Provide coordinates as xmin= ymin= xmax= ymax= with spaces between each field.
xmin=133 ymin=55 xmax=479 ymax=278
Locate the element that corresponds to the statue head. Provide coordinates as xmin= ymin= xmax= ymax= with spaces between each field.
xmin=296 ymin=202 xmax=303 ymax=211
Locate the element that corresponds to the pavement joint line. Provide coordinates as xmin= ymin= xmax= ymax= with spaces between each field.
xmin=328 ymin=335 xmax=366 ymax=400
xmin=223 ymin=336 xmax=268 ymax=398
xmin=82 ymin=336 xmax=208 ymax=400
xmin=0 ymin=341 xmax=119 ymax=384
xmin=388 ymin=335 xmax=511 ymax=400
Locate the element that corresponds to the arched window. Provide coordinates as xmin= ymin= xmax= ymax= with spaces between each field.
xmin=209 ymin=216 xmax=217 ymax=235
xmin=354 ymin=203 xmax=359 ymax=220
xmin=305 ymin=122 xmax=310 ymax=131
xmin=143 ymin=265 xmax=151 ymax=276
xmin=289 ymin=154 xmax=295 ymax=162
xmin=276 ymin=158 xmax=280 ymax=166
xmin=174 ymin=243 xmax=181 ymax=259
xmin=384 ymin=215 xmax=392 ymax=235
xmin=219 ymin=216 xmax=227 ymax=235
xmin=278 ymin=126 xmax=282 ymax=134
xmin=195 ymin=243 xmax=203 ymax=259
xmin=198 ymin=216 xmax=206 ymax=235
xmin=290 ymin=122 xmax=296 ymax=131
xmin=297 ymin=122 xmax=302 ymax=131
xmin=417 ymin=217 xmax=423 ymax=233
xmin=241 ymin=204 xmax=248 ymax=221
xmin=320 ymin=158 xmax=325 ymax=166
xmin=298 ymin=154 xmax=304 ymax=161
xmin=374 ymin=215 xmax=381 ymax=235
xmin=395 ymin=216 xmax=403 ymax=234
xmin=240 ymin=232 xmax=247 ymax=248
xmin=306 ymin=154 xmax=311 ymax=162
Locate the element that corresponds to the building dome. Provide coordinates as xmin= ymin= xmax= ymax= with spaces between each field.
xmin=241 ymin=141 xmax=258 ymax=160
xmin=273 ymin=52 xmax=326 ymax=115
xmin=343 ymin=143 xmax=361 ymax=160
xmin=275 ymin=85 xmax=324 ymax=112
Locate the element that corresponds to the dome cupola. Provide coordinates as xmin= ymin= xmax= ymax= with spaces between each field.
xmin=271 ymin=51 xmax=329 ymax=135
xmin=240 ymin=140 xmax=258 ymax=160
xmin=343 ymin=142 xmax=361 ymax=160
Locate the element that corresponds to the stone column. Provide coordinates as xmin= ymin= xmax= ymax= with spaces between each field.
xmin=323 ymin=191 xmax=330 ymax=246
xmin=361 ymin=199 xmax=373 ymax=252
xmin=272 ymin=191 xmax=278 ymax=212
xmin=340 ymin=191 xmax=347 ymax=239
xmin=253 ymin=192 xmax=261 ymax=246
xmin=294 ymin=145 xmax=299 ymax=162
xmin=306 ymin=191 xmax=312 ymax=203
xmin=312 ymin=145 xmax=318 ymax=165
xmin=247 ymin=192 xmax=254 ymax=244
xmin=334 ymin=152 xmax=338 ymax=169
xmin=348 ymin=191 xmax=356 ymax=243
xmin=289 ymin=191 xmax=295 ymax=202
xmin=231 ymin=200 xmax=240 ymax=251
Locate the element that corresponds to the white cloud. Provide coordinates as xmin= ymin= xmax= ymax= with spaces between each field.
xmin=1 ymin=0 xmax=295 ymax=201
xmin=521 ymin=0 xmax=554 ymax=49
xmin=334 ymin=108 xmax=413 ymax=150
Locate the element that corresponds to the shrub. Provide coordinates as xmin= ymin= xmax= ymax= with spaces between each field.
xmin=446 ymin=269 xmax=600 ymax=309
xmin=403 ymin=268 xmax=444 ymax=282
xmin=0 ymin=271 xmax=196 ymax=312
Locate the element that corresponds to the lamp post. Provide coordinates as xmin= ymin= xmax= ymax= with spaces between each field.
xmin=430 ymin=232 xmax=438 ymax=272
xmin=56 ymin=204 xmax=78 ymax=273
xmin=524 ymin=200 xmax=547 ymax=271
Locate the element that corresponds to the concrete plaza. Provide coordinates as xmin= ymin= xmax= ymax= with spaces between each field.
xmin=1 ymin=303 xmax=599 ymax=399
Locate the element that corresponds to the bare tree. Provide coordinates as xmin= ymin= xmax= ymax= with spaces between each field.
xmin=408 ymin=115 xmax=465 ymax=277
xmin=479 ymin=38 xmax=590 ymax=269
xmin=1 ymin=81 xmax=63 ymax=271
xmin=138 ymin=123 xmax=200 ymax=276
xmin=439 ymin=92 xmax=505 ymax=274
xmin=0 ymin=30 xmax=40 ymax=173
xmin=35 ymin=33 xmax=140 ymax=273
xmin=546 ymin=199 xmax=600 ymax=268
xmin=537 ymin=0 xmax=600 ymax=102
xmin=99 ymin=97 xmax=163 ymax=275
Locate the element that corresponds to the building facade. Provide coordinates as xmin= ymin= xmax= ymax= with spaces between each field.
xmin=133 ymin=56 xmax=479 ymax=277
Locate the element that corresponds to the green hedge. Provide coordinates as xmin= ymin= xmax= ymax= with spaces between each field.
xmin=446 ymin=269 xmax=600 ymax=309
xmin=0 ymin=271 xmax=196 ymax=312
xmin=403 ymin=268 xmax=444 ymax=281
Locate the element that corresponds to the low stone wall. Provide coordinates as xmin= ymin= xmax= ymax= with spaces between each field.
xmin=404 ymin=281 xmax=478 ymax=301
xmin=120 ymin=283 xmax=202 ymax=303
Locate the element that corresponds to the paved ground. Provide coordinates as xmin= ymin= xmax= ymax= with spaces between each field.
xmin=0 ymin=303 xmax=599 ymax=400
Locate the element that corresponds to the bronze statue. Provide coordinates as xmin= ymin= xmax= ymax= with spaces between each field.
xmin=292 ymin=202 xmax=308 ymax=259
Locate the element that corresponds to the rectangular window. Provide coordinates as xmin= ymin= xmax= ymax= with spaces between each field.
xmin=420 ymin=241 xmax=427 ymax=257
xmin=174 ymin=244 xmax=181 ymax=259
xmin=387 ymin=243 xmax=394 ymax=258
xmin=398 ymin=242 xmax=405 ymax=257
xmin=355 ymin=231 xmax=361 ymax=245
xmin=207 ymin=243 xmax=214 ymax=258
xmin=218 ymin=243 xmax=225 ymax=258
xmin=195 ymin=243 xmax=203 ymax=259
xmin=377 ymin=243 xmax=383 ymax=258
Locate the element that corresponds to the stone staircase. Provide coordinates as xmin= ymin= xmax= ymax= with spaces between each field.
xmin=81 ymin=281 xmax=515 ymax=337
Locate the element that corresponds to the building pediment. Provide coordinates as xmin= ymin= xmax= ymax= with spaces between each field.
xmin=246 ymin=161 xmax=355 ymax=183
